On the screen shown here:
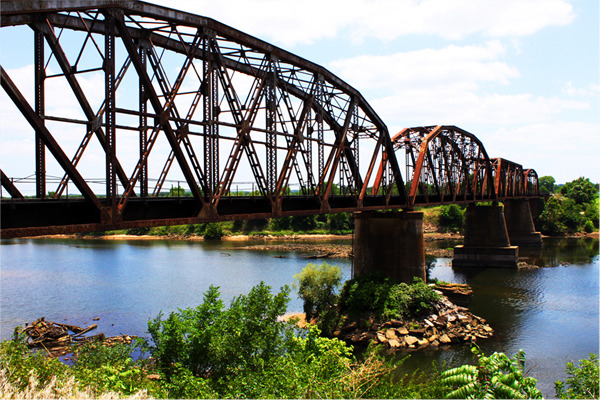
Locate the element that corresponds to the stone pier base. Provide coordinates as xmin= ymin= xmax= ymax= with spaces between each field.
xmin=453 ymin=205 xmax=518 ymax=268
xmin=353 ymin=211 xmax=425 ymax=283
xmin=503 ymin=199 xmax=543 ymax=247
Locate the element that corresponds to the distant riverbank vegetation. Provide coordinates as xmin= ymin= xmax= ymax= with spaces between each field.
xmin=537 ymin=176 xmax=599 ymax=236
xmin=2 ymin=267 xmax=598 ymax=399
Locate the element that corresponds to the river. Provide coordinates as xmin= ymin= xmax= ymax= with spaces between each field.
xmin=1 ymin=236 xmax=598 ymax=397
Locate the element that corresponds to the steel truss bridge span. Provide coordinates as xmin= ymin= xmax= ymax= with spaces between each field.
xmin=0 ymin=1 xmax=538 ymax=238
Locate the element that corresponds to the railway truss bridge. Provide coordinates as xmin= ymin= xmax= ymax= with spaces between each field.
xmin=1 ymin=0 xmax=541 ymax=270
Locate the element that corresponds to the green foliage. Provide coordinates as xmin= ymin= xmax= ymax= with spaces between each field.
xmin=270 ymin=216 xmax=291 ymax=230
xmin=539 ymin=175 xmax=556 ymax=194
xmin=442 ymin=346 xmax=542 ymax=399
xmin=382 ymin=278 xmax=440 ymax=320
xmin=0 ymin=331 xmax=68 ymax=391
xmin=73 ymin=341 xmax=148 ymax=395
xmin=560 ymin=177 xmax=597 ymax=205
xmin=539 ymin=182 xmax=598 ymax=235
xmin=290 ymin=215 xmax=317 ymax=231
xmin=539 ymin=196 xmax=568 ymax=235
xmin=555 ymin=353 xmax=599 ymax=399
xmin=203 ymin=222 xmax=223 ymax=240
xmin=294 ymin=262 xmax=343 ymax=322
xmin=168 ymin=185 xmax=185 ymax=197
xmin=439 ymin=204 xmax=464 ymax=232
xmin=147 ymin=283 xmax=291 ymax=382
xmin=327 ymin=212 xmax=353 ymax=233
xmin=339 ymin=275 xmax=440 ymax=321
xmin=339 ymin=274 xmax=394 ymax=317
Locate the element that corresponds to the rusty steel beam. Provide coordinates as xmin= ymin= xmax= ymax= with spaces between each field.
xmin=1 ymin=66 xmax=102 ymax=211
xmin=1 ymin=170 xmax=24 ymax=199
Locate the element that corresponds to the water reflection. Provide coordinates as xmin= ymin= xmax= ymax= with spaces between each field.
xmin=0 ymin=236 xmax=597 ymax=398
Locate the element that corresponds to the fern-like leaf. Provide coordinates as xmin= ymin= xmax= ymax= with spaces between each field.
xmin=442 ymin=373 xmax=476 ymax=386
xmin=441 ymin=364 xmax=478 ymax=378
xmin=493 ymin=381 xmax=527 ymax=399
xmin=446 ymin=382 xmax=478 ymax=399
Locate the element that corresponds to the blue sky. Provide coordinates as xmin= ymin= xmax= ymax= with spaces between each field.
xmin=1 ymin=0 xmax=598 ymax=192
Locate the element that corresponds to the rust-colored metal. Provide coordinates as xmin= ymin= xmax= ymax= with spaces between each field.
xmin=1 ymin=1 xmax=538 ymax=238
xmin=373 ymin=125 xmax=497 ymax=208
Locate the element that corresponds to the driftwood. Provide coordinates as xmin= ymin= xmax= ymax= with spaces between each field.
xmin=20 ymin=317 xmax=135 ymax=358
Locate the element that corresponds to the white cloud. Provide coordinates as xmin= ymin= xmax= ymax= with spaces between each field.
xmin=329 ymin=40 xmax=519 ymax=94
xmin=148 ymin=0 xmax=575 ymax=47
xmin=482 ymin=122 xmax=600 ymax=183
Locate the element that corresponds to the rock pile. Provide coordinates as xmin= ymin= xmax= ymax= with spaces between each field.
xmin=335 ymin=288 xmax=493 ymax=351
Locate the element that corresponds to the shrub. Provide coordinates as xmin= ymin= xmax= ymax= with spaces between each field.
xmin=442 ymin=346 xmax=542 ymax=399
xmin=339 ymin=274 xmax=394 ymax=317
xmin=555 ymin=353 xmax=599 ymax=399
xmin=339 ymin=276 xmax=439 ymax=321
xmin=147 ymin=283 xmax=291 ymax=381
xmin=203 ymin=223 xmax=223 ymax=240
xmin=294 ymin=262 xmax=343 ymax=321
xmin=270 ymin=216 xmax=291 ymax=231
xmin=439 ymin=204 xmax=464 ymax=232
xmin=382 ymin=278 xmax=440 ymax=320
xmin=290 ymin=215 xmax=317 ymax=231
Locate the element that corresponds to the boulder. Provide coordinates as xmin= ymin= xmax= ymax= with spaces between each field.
xmin=385 ymin=329 xmax=398 ymax=340
xmin=404 ymin=335 xmax=419 ymax=346
xmin=439 ymin=334 xmax=451 ymax=344
xmin=388 ymin=339 xmax=401 ymax=348
xmin=396 ymin=326 xmax=409 ymax=335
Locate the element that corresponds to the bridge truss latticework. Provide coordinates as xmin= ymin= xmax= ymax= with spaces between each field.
xmin=0 ymin=1 xmax=537 ymax=238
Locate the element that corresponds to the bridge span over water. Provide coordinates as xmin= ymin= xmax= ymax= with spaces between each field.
xmin=1 ymin=1 xmax=539 ymax=240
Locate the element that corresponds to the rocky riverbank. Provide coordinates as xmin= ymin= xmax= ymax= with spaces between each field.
xmin=334 ymin=284 xmax=493 ymax=352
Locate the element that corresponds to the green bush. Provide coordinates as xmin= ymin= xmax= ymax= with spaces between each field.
xmin=270 ymin=216 xmax=291 ymax=230
xmin=382 ymin=278 xmax=440 ymax=320
xmin=439 ymin=204 xmax=464 ymax=232
xmin=294 ymin=262 xmax=343 ymax=322
xmin=147 ymin=283 xmax=291 ymax=381
xmin=442 ymin=346 xmax=542 ymax=399
xmin=339 ymin=274 xmax=394 ymax=317
xmin=291 ymin=215 xmax=317 ymax=231
xmin=560 ymin=177 xmax=597 ymax=205
xmin=339 ymin=275 xmax=439 ymax=321
xmin=555 ymin=353 xmax=599 ymax=399
xmin=0 ymin=331 xmax=68 ymax=391
xmin=203 ymin=223 xmax=223 ymax=240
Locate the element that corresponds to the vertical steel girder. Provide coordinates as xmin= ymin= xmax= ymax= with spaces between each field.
xmin=34 ymin=30 xmax=46 ymax=199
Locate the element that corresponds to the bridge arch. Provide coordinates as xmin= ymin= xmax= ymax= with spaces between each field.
xmin=373 ymin=125 xmax=495 ymax=208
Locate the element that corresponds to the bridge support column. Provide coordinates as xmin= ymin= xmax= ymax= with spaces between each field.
xmin=453 ymin=204 xmax=518 ymax=268
xmin=503 ymin=199 xmax=543 ymax=247
xmin=353 ymin=211 xmax=425 ymax=283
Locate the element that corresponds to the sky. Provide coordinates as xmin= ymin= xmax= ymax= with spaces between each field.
xmin=1 ymin=0 xmax=598 ymax=193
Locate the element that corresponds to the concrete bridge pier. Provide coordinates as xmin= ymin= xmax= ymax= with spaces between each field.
xmin=503 ymin=199 xmax=543 ymax=247
xmin=453 ymin=204 xmax=519 ymax=268
xmin=353 ymin=211 xmax=426 ymax=283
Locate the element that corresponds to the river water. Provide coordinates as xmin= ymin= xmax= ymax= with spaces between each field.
xmin=1 ymin=236 xmax=598 ymax=397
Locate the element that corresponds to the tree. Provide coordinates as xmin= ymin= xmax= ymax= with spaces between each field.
xmin=539 ymin=176 xmax=556 ymax=194
xmin=560 ymin=177 xmax=597 ymax=205
xmin=439 ymin=204 xmax=464 ymax=232
xmin=293 ymin=262 xmax=342 ymax=321
xmin=555 ymin=353 xmax=599 ymax=399
xmin=168 ymin=185 xmax=185 ymax=197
